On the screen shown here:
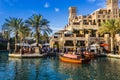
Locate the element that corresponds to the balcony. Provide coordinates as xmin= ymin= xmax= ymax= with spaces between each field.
xmin=83 ymin=25 xmax=99 ymax=29
xmin=64 ymin=41 xmax=74 ymax=46
xmin=90 ymin=34 xmax=96 ymax=37
xmin=76 ymin=34 xmax=85 ymax=37
xmin=64 ymin=43 xmax=74 ymax=46
xmin=64 ymin=34 xmax=74 ymax=37
xmin=76 ymin=41 xmax=85 ymax=46
xmin=54 ymin=36 xmax=59 ymax=38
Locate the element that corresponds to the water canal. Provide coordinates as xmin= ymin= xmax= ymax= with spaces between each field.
xmin=0 ymin=52 xmax=120 ymax=80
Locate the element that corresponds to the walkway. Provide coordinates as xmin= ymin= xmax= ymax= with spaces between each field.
xmin=107 ymin=54 xmax=120 ymax=59
xmin=9 ymin=53 xmax=47 ymax=58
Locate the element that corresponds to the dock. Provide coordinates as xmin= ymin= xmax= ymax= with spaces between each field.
xmin=9 ymin=53 xmax=47 ymax=58
xmin=96 ymin=53 xmax=120 ymax=59
xmin=107 ymin=54 xmax=120 ymax=59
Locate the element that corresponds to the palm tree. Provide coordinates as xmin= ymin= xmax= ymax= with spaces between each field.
xmin=18 ymin=25 xmax=31 ymax=42
xmin=40 ymin=33 xmax=49 ymax=43
xmin=97 ymin=19 xmax=120 ymax=53
xmin=26 ymin=14 xmax=52 ymax=46
xmin=2 ymin=30 xmax=10 ymax=50
xmin=2 ymin=17 xmax=24 ymax=52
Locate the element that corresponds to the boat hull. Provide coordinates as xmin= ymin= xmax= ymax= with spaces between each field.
xmin=59 ymin=55 xmax=90 ymax=64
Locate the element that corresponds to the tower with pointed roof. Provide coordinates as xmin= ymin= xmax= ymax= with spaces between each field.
xmin=106 ymin=0 xmax=119 ymax=18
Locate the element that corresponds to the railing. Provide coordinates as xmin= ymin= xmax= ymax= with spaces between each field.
xmin=54 ymin=36 xmax=58 ymax=38
xmin=90 ymin=35 xmax=96 ymax=37
xmin=64 ymin=34 xmax=74 ymax=37
xmin=76 ymin=34 xmax=85 ymax=37
xmin=64 ymin=44 xmax=74 ymax=46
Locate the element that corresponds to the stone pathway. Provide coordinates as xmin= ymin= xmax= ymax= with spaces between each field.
xmin=9 ymin=53 xmax=47 ymax=58
xmin=107 ymin=54 xmax=120 ymax=59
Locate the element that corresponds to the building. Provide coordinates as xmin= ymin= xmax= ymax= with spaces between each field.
xmin=50 ymin=0 xmax=120 ymax=51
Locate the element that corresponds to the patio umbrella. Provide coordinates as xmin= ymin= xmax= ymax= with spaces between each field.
xmin=43 ymin=43 xmax=50 ymax=46
xmin=31 ymin=43 xmax=42 ymax=47
xmin=90 ymin=43 xmax=100 ymax=50
xmin=91 ymin=43 xmax=100 ymax=47
xmin=16 ymin=43 xmax=30 ymax=47
xmin=100 ymin=43 xmax=109 ymax=46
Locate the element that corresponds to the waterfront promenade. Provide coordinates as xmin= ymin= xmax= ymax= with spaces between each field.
xmin=9 ymin=53 xmax=47 ymax=58
xmin=97 ymin=53 xmax=120 ymax=59
xmin=8 ymin=51 xmax=120 ymax=59
xmin=107 ymin=54 xmax=120 ymax=59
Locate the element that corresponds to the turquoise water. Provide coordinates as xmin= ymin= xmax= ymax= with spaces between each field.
xmin=0 ymin=52 xmax=120 ymax=80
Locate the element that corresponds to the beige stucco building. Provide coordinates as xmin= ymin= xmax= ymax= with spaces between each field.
xmin=50 ymin=0 xmax=120 ymax=52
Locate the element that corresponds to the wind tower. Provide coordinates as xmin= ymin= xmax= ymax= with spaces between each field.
xmin=106 ymin=0 xmax=119 ymax=18
xmin=69 ymin=7 xmax=76 ymax=18
xmin=68 ymin=7 xmax=77 ymax=23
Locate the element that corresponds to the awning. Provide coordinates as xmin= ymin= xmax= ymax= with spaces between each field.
xmin=43 ymin=43 xmax=50 ymax=46
xmin=100 ymin=43 xmax=109 ymax=46
xmin=31 ymin=43 xmax=42 ymax=47
xmin=16 ymin=43 xmax=30 ymax=47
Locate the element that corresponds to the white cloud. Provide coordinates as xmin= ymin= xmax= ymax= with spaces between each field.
xmin=55 ymin=8 xmax=60 ymax=12
xmin=44 ymin=2 xmax=49 ymax=8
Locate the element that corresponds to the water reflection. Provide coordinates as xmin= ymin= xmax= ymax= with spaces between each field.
xmin=1 ymin=52 xmax=120 ymax=80
xmin=8 ymin=58 xmax=42 ymax=80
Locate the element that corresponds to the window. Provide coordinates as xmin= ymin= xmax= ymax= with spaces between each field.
xmin=98 ymin=15 xmax=100 ymax=18
xmin=103 ymin=20 xmax=105 ymax=22
xmin=99 ymin=11 xmax=103 ymax=14
xmin=103 ymin=15 xmax=105 ymax=18
xmin=83 ymin=20 xmax=88 ymax=25
xmin=108 ymin=10 xmax=111 ymax=14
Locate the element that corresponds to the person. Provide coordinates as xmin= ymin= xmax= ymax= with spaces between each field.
xmin=29 ymin=47 xmax=31 ymax=53
xmin=47 ymin=47 xmax=50 ymax=53
xmin=42 ymin=48 xmax=44 ymax=54
xmin=100 ymin=47 xmax=103 ymax=54
xmin=54 ymin=47 xmax=57 ymax=52
xmin=66 ymin=48 xmax=68 ymax=53
xmin=73 ymin=50 xmax=76 ymax=55
xmin=20 ymin=48 xmax=24 ymax=55
xmin=88 ymin=48 xmax=91 ymax=52
xmin=81 ymin=51 xmax=85 ymax=58
xmin=114 ymin=47 xmax=116 ymax=54
xmin=81 ymin=47 xmax=85 ymax=54
xmin=96 ymin=47 xmax=99 ymax=54
xmin=77 ymin=48 xmax=79 ymax=53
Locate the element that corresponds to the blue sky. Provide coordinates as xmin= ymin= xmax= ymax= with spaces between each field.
xmin=0 ymin=0 xmax=106 ymax=33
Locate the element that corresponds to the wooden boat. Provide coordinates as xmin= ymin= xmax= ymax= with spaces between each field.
xmin=59 ymin=54 xmax=91 ymax=64
xmin=83 ymin=51 xmax=95 ymax=59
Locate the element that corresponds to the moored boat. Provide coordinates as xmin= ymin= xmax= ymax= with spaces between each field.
xmin=59 ymin=54 xmax=91 ymax=64
xmin=83 ymin=51 xmax=95 ymax=59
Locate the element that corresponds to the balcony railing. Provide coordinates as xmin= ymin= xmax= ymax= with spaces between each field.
xmin=90 ymin=34 xmax=96 ymax=37
xmin=54 ymin=36 xmax=59 ymax=38
xmin=64 ymin=34 xmax=74 ymax=37
xmin=76 ymin=34 xmax=85 ymax=37
xmin=64 ymin=43 xmax=74 ymax=46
